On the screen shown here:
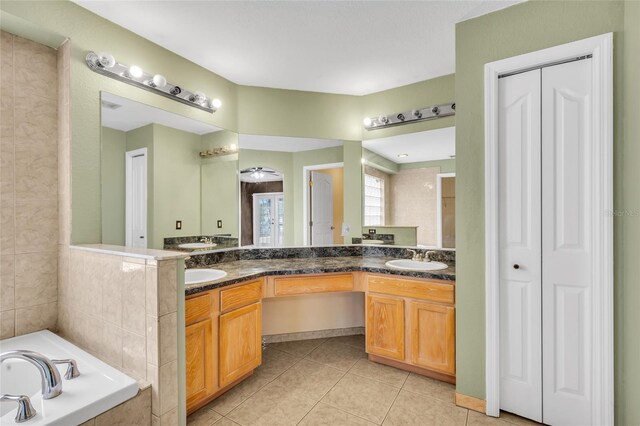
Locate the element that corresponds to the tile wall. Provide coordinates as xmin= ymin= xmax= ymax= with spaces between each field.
xmin=57 ymin=247 xmax=180 ymax=425
xmin=0 ymin=31 xmax=59 ymax=338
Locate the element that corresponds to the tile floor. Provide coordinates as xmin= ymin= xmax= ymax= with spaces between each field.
xmin=187 ymin=335 xmax=540 ymax=426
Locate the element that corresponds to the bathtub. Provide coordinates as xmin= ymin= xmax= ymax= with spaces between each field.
xmin=0 ymin=330 xmax=139 ymax=425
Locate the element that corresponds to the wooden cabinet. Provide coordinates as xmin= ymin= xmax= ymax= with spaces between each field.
xmin=219 ymin=301 xmax=262 ymax=387
xmin=272 ymin=273 xmax=354 ymax=296
xmin=365 ymin=274 xmax=456 ymax=381
xmin=185 ymin=291 xmax=218 ymax=413
xmin=366 ymin=294 xmax=405 ymax=360
xmin=410 ymin=301 xmax=455 ymax=375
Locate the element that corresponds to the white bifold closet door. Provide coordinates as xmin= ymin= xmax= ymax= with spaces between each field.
xmin=499 ymin=58 xmax=593 ymax=425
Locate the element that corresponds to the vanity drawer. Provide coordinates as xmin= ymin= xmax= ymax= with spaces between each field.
xmin=367 ymin=274 xmax=454 ymax=304
xmin=186 ymin=291 xmax=217 ymax=326
xmin=220 ymin=280 xmax=262 ymax=312
xmin=273 ymin=273 xmax=354 ymax=296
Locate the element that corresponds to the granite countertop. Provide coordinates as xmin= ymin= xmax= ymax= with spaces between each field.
xmin=185 ymin=256 xmax=455 ymax=295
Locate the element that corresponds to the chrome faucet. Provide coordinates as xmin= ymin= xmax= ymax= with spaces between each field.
xmin=0 ymin=350 xmax=62 ymax=399
xmin=406 ymin=249 xmax=421 ymax=261
xmin=200 ymin=236 xmax=214 ymax=244
xmin=0 ymin=394 xmax=36 ymax=423
xmin=425 ymin=251 xmax=437 ymax=262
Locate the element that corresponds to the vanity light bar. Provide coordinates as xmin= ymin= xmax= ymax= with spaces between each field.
xmin=363 ymin=102 xmax=455 ymax=130
xmin=85 ymin=51 xmax=221 ymax=114
xmin=199 ymin=144 xmax=238 ymax=158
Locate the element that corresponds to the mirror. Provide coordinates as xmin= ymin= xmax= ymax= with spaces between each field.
xmin=238 ymin=135 xmax=362 ymax=247
xmin=100 ymin=92 xmax=239 ymax=251
xmin=361 ymin=127 xmax=456 ymax=249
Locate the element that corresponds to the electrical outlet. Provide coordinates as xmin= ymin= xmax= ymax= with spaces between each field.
xmin=176 ymin=220 xmax=182 ymax=230
xmin=368 ymin=229 xmax=376 ymax=234
xmin=217 ymin=220 xmax=223 ymax=228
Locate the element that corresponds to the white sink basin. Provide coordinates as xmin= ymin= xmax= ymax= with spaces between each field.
xmin=185 ymin=268 xmax=227 ymax=284
xmin=179 ymin=242 xmax=217 ymax=250
xmin=385 ymin=259 xmax=448 ymax=272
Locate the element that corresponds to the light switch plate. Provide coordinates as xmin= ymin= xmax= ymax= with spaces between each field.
xmin=176 ymin=220 xmax=182 ymax=230
xmin=217 ymin=220 xmax=223 ymax=228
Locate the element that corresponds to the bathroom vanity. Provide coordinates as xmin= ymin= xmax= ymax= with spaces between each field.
xmin=183 ymin=252 xmax=456 ymax=414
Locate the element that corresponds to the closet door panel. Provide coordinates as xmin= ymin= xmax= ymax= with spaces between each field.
xmin=498 ymin=68 xmax=542 ymax=423
xmin=542 ymin=58 xmax=593 ymax=426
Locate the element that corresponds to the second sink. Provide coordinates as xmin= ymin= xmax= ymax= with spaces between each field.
xmin=185 ymin=268 xmax=227 ymax=284
xmin=385 ymin=259 xmax=448 ymax=272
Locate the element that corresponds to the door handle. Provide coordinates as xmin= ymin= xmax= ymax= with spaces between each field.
xmin=513 ymin=264 xmax=520 ymax=270
xmin=139 ymin=236 xmax=144 ymax=239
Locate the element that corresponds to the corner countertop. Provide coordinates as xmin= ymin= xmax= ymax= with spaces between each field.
xmin=185 ymin=256 xmax=455 ymax=296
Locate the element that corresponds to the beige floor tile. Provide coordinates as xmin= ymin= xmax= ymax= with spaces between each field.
xmin=307 ymin=340 xmax=366 ymax=371
xmin=383 ymin=389 xmax=467 ymax=426
xmin=402 ymin=373 xmax=456 ymax=404
xmin=467 ymin=411 xmax=523 ymax=426
xmin=213 ymin=417 xmax=240 ymax=426
xmin=299 ymin=403 xmax=376 ymax=426
xmin=268 ymin=338 xmax=326 ymax=357
xmin=271 ymin=358 xmax=344 ymax=401
xmin=256 ymin=347 xmax=299 ymax=379
xmin=348 ymin=358 xmax=409 ymax=388
xmin=325 ymin=334 xmax=366 ymax=349
xmin=226 ymin=381 xmax=316 ymax=426
xmin=208 ymin=372 xmax=274 ymax=416
xmin=187 ymin=406 xmax=222 ymax=426
xmin=499 ymin=411 xmax=542 ymax=426
xmin=321 ymin=373 xmax=400 ymax=424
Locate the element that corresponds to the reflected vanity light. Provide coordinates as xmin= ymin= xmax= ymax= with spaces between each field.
xmin=398 ymin=153 xmax=409 ymax=158
xmin=363 ymin=102 xmax=455 ymax=130
xmin=86 ymin=51 xmax=221 ymax=114
xmin=199 ymin=144 xmax=238 ymax=158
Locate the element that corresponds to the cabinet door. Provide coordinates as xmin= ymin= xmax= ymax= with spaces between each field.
xmin=410 ymin=301 xmax=455 ymax=375
xmin=366 ymin=294 xmax=405 ymax=360
xmin=186 ymin=318 xmax=215 ymax=412
xmin=219 ymin=302 xmax=262 ymax=387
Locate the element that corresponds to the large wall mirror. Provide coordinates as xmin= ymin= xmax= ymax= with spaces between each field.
xmin=238 ymin=135 xmax=362 ymax=247
xmin=100 ymin=92 xmax=239 ymax=250
xmin=361 ymin=127 xmax=456 ymax=249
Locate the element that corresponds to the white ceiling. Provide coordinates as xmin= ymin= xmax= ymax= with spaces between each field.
xmin=362 ymin=126 xmax=455 ymax=164
xmin=239 ymin=134 xmax=343 ymax=152
xmin=101 ymin=92 xmax=221 ymax=134
xmin=74 ymin=0 xmax=522 ymax=96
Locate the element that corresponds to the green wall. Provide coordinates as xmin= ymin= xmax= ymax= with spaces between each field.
xmin=100 ymin=127 xmax=126 ymax=245
xmin=361 ymin=226 xmax=417 ymax=246
xmin=152 ymin=124 xmax=202 ymax=249
xmin=621 ymin=1 xmax=640 ymax=423
xmin=455 ymin=1 xmax=633 ymax=423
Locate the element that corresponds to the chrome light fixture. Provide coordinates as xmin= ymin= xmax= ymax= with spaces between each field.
xmin=199 ymin=144 xmax=238 ymax=158
xmin=363 ymin=102 xmax=455 ymax=130
xmin=86 ymin=51 xmax=221 ymax=114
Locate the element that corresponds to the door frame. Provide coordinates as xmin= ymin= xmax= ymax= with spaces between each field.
xmin=302 ymin=162 xmax=344 ymax=245
xmin=125 ymin=147 xmax=148 ymax=247
xmin=483 ymin=33 xmax=613 ymax=422
xmin=436 ymin=172 xmax=455 ymax=249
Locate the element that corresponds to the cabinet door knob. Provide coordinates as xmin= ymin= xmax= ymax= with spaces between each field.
xmin=513 ymin=264 xmax=520 ymax=270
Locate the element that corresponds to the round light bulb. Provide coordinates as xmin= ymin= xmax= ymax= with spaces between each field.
xmin=211 ymin=98 xmax=222 ymax=109
xmin=192 ymin=91 xmax=206 ymax=104
xmin=128 ymin=65 xmax=143 ymax=79
xmin=361 ymin=158 xmax=366 ymax=164
xmin=229 ymin=143 xmax=237 ymax=151
xmin=363 ymin=117 xmax=372 ymax=127
xmin=97 ymin=52 xmax=115 ymax=68
xmin=379 ymin=115 xmax=389 ymax=124
xmin=152 ymin=74 xmax=167 ymax=88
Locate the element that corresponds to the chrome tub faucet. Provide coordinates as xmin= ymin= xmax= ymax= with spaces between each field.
xmin=0 ymin=394 xmax=36 ymax=423
xmin=0 ymin=350 xmax=63 ymax=399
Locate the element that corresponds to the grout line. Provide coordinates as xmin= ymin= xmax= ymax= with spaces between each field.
xmin=379 ymin=372 xmax=407 ymax=425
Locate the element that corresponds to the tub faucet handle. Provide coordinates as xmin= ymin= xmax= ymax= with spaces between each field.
xmin=52 ymin=359 xmax=80 ymax=379
xmin=0 ymin=394 xmax=37 ymax=423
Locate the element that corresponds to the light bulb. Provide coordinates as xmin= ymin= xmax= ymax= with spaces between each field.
xmin=210 ymin=98 xmax=222 ymax=109
xmin=229 ymin=143 xmax=237 ymax=151
xmin=97 ymin=52 xmax=115 ymax=68
xmin=363 ymin=117 xmax=372 ymax=127
xmin=360 ymin=158 xmax=366 ymax=164
xmin=397 ymin=154 xmax=409 ymax=158
xmin=152 ymin=74 xmax=167 ymax=88
xmin=379 ymin=115 xmax=389 ymax=124
xmin=192 ymin=91 xmax=206 ymax=104
xmin=128 ymin=65 xmax=143 ymax=78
